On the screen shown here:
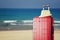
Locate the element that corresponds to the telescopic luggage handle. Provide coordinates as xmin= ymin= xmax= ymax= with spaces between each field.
xmin=43 ymin=4 xmax=50 ymax=10
xmin=39 ymin=4 xmax=51 ymax=17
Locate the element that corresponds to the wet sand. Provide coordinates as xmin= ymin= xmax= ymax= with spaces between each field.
xmin=0 ymin=30 xmax=60 ymax=40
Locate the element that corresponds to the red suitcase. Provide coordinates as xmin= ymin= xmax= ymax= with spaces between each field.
xmin=33 ymin=5 xmax=54 ymax=40
xmin=33 ymin=16 xmax=54 ymax=40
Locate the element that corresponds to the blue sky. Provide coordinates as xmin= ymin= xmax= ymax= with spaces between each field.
xmin=0 ymin=0 xmax=60 ymax=8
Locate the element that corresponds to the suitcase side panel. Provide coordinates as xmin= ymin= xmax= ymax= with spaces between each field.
xmin=33 ymin=16 xmax=40 ymax=40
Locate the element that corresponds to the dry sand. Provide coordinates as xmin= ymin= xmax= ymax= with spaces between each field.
xmin=0 ymin=30 xmax=60 ymax=40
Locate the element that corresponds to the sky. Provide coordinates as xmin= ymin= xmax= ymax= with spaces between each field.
xmin=0 ymin=0 xmax=60 ymax=8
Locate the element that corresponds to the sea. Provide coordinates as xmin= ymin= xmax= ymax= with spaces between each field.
xmin=0 ymin=8 xmax=60 ymax=30
xmin=0 ymin=8 xmax=60 ymax=20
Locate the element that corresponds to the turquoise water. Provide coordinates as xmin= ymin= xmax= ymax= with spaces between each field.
xmin=0 ymin=8 xmax=60 ymax=20
xmin=0 ymin=8 xmax=60 ymax=30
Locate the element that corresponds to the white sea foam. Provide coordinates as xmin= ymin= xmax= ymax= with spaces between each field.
xmin=54 ymin=21 xmax=60 ymax=24
xmin=22 ymin=20 xmax=33 ymax=23
xmin=22 ymin=20 xmax=60 ymax=24
xmin=3 ymin=20 xmax=60 ymax=26
xmin=3 ymin=20 xmax=60 ymax=24
xmin=3 ymin=20 xmax=17 ymax=23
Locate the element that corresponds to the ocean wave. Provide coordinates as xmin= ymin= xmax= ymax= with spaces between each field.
xmin=3 ymin=20 xmax=60 ymax=23
xmin=2 ymin=20 xmax=60 ymax=26
xmin=54 ymin=20 xmax=60 ymax=24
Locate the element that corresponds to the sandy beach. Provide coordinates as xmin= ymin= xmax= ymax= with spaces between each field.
xmin=54 ymin=30 xmax=60 ymax=40
xmin=0 ymin=30 xmax=60 ymax=40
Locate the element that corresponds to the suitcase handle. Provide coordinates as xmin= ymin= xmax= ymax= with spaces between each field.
xmin=43 ymin=4 xmax=50 ymax=10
